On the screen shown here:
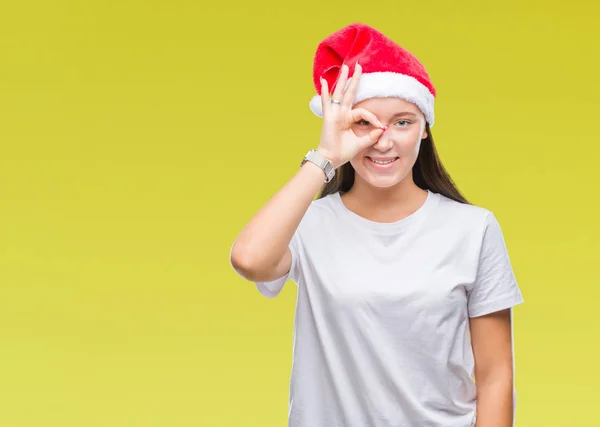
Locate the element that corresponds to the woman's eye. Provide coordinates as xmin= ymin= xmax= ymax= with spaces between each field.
xmin=395 ymin=120 xmax=410 ymax=127
xmin=356 ymin=120 xmax=371 ymax=126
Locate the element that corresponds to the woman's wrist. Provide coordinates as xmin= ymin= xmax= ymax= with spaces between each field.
xmin=316 ymin=147 xmax=342 ymax=170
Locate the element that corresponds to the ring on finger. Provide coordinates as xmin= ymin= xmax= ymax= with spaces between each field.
xmin=330 ymin=98 xmax=342 ymax=104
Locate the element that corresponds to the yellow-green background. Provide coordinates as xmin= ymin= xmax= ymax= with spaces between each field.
xmin=1 ymin=0 xmax=598 ymax=426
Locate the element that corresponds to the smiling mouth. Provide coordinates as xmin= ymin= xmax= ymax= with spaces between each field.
xmin=367 ymin=157 xmax=399 ymax=165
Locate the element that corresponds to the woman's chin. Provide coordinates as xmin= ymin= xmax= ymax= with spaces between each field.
xmin=359 ymin=171 xmax=406 ymax=188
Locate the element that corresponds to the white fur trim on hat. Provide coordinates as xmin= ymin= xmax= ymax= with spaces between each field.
xmin=309 ymin=72 xmax=435 ymax=126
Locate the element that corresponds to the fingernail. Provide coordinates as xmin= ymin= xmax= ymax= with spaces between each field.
xmin=381 ymin=125 xmax=388 ymax=131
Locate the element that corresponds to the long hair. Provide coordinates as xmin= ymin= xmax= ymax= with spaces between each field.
xmin=317 ymin=122 xmax=469 ymax=204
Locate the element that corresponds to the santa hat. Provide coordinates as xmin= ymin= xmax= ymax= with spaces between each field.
xmin=309 ymin=23 xmax=436 ymax=126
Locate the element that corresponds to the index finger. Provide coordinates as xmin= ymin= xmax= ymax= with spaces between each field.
xmin=351 ymin=107 xmax=384 ymax=129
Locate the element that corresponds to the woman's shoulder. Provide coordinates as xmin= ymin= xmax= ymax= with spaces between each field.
xmin=433 ymin=191 xmax=495 ymax=230
xmin=290 ymin=193 xmax=340 ymax=240
xmin=436 ymin=192 xmax=489 ymax=213
xmin=303 ymin=192 xmax=340 ymax=220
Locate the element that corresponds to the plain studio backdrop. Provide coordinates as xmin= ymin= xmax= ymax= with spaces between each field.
xmin=0 ymin=1 xmax=598 ymax=426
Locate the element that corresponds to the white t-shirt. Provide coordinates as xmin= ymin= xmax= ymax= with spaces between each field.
xmin=255 ymin=190 xmax=524 ymax=427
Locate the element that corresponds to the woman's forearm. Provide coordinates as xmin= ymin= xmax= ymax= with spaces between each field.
xmin=475 ymin=375 xmax=514 ymax=427
xmin=230 ymin=160 xmax=326 ymax=282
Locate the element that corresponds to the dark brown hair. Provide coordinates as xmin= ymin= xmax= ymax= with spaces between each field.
xmin=317 ymin=122 xmax=469 ymax=204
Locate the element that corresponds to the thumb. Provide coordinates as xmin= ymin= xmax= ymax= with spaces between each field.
xmin=357 ymin=127 xmax=384 ymax=149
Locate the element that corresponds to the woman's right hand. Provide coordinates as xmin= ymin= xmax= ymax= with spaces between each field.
xmin=316 ymin=62 xmax=385 ymax=169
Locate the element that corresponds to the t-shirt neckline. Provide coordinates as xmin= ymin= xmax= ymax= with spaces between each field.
xmin=331 ymin=190 xmax=438 ymax=235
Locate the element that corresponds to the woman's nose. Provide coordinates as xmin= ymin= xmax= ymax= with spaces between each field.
xmin=373 ymin=130 xmax=394 ymax=150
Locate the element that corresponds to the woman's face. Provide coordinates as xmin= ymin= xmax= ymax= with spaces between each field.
xmin=349 ymin=97 xmax=428 ymax=189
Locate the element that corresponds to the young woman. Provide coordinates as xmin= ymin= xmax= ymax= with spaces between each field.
xmin=230 ymin=23 xmax=524 ymax=427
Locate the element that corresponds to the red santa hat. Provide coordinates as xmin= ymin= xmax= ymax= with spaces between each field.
xmin=309 ymin=23 xmax=437 ymax=126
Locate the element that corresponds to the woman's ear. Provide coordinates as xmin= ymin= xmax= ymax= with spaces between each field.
xmin=421 ymin=122 xmax=428 ymax=139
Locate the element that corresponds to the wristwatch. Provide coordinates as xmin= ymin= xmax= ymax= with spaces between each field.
xmin=300 ymin=149 xmax=335 ymax=183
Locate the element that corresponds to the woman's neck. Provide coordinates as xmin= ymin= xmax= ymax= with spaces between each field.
xmin=341 ymin=176 xmax=428 ymax=223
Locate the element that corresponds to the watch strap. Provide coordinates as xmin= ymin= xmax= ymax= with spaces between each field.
xmin=300 ymin=149 xmax=335 ymax=183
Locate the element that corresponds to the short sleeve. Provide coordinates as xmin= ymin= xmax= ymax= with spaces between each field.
xmin=254 ymin=231 xmax=300 ymax=298
xmin=467 ymin=212 xmax=524 ymax=317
